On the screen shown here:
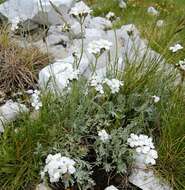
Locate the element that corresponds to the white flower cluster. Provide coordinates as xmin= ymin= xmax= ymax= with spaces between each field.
xmin=88 ymin=39 xmax=112 ymax=56
xmin=152 ymin=95 xmax=160 ymax=103
xmin=106 ymin=12 xmax=116 ymax=21
xmin=169 ymin=43 xmax=183 ymax=53
xmin=104 ymin=79 xmax=123 ymax=94
xmin=90 ymin=75 xmax=123 ymax=95
xmin=30 ymin=90 xmax=42 ymax=111
xmin=90 ymin=75 xmax=104 ymax=94
xmin=69 ymin=1 xmax=92 ymax=19
xmin=127 ymin=134 xmax=158 ymax=165
xmin=98 ymin=129 xmax=111 ymax=142
xmin=41 ymin=153 xmax=76 ymax=183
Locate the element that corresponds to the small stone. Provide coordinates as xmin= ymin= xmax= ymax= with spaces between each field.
xmin=36 ymin=183 xmax=51 ymax=190
xmin=147 ymin=6 xmax=159 ymax=16
xmin=105 ymin=185 xmax=118 ymax=190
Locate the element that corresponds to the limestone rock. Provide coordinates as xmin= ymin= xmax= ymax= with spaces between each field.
xmin=0 ymin=0 xmax=74 ymax=26
xmin=129 ymin=168 xmax=172 ymax=190
xmin=87 ymin=17 xmax=112 ymax=30
xmin=38 ymin=56 xmax=90 ymax=92
xmin=0 ymin=100 xmax=28 ymax=133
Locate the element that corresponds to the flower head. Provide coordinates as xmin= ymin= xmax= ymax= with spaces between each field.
xmin=87 ymin=39 xmax=112 ymax=57
xmin=98 ymin=129 xmax=111 ymax=142
xmin=106 ymin=12 xmax=116 ymax=22
xmin=104 ymin=79 xmax=123 ymax=94
xmin=42 ymin=153 xmax=76 ymax=183
xmin=90 ymin=75 xmax=104 ymax=94
xmin=127 ymin=133 xmax=157 ymax=166
xmin=169 ymin=44 xmax=183 ymax=53
xmin=69 ymin=1 xmax=92 ymax=20
xmin=152 ymin=95 xmax=160 ymax=103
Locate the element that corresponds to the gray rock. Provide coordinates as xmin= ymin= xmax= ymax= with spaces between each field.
xmin=87 ymin=17 xmax=112 ymax=30
xmin=0 ymin=0 xmax=74 ymax=26
xmin=38 ymin=55 xmax=90 ymax=93
xmin=129 ymin=168 xmax=172 ymax=190
xmin=0 ymin=100 xmax=28 ymax=133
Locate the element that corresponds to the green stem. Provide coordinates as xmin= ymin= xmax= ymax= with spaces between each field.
xmin=92 ymin=57 xmax=98 ymax=76
xmin=77 ymin=21 xmax=84 ymax=69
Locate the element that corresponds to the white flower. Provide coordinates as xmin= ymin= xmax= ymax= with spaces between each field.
xmin=156 ymin=20 xmax=164 ymax=27
xmin=119 ymin=0 xmax=127 ymax=9
xmin=95 ymin=84 xmax=104 ymax=94
xmin=98 ymin=129 xmax=111 ymax=142
xmin=141 ymin=146 xmax=150 ymax=154
xmin=88 ymin=39 xmax=112 ymax=56
xmin=106 ymin=12 xmax=116 ymax=21
xmin=104 ymin=79 xmax=123 ymax=94
xmin=169 ymin=44 xmax=183 ymax=53
xmin=31 ymin=90 xmax=42 ymax=111
xmin=145 ymin=149 xmax=158 ymax=165
xmin=90 ymin=75 xmax=104 ymax=94
xmin=105 ymin=185 xmax=118 ymax=190
xmin=149 ymin=149 xmax=158 ymax=159
xmin=152 ymin=95 xmax=160 ymax=103
xmin=147 ymin=6 xmax=159 ymax=16
xmin=128 ymin=133 xmax=158 ymax=166
xmin=69 ymin=1 xmax=92 ymax=19
xmin=42 ymin=153 xmax=76 ymax=183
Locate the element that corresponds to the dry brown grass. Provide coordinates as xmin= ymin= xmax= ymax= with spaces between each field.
xmin=0 ymin=29 xmax=50 ymax=95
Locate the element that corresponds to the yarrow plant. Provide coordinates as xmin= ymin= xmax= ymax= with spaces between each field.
xmin=41 ymin=153 xmax=76 ymax=186
xmin=104 ymin=78 xmax=123 ymax=94
xmin=127 ymin=134 xmax=158 ymax=165
xmin=90 ymin=75 xmax=123 ymax=95
xmin=95 ymin=128 xmax=131 ymax=173
xmin=90 ymin=75 xmax=104 ymax=94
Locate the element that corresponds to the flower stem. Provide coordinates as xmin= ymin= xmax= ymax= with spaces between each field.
xmin=77 ymin=21 xmax=84 ymax=69
xmin=92 ymin=57 xmax=98 ymax=76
